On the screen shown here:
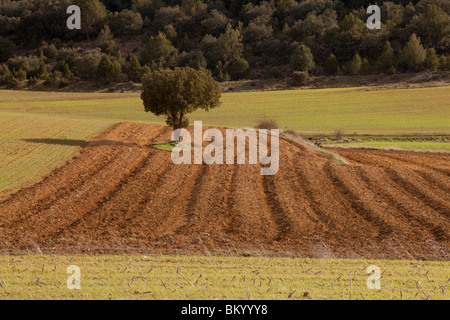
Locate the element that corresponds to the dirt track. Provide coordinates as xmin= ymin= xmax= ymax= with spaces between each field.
xmin=0 ymin=123 xmax=448 ymax=260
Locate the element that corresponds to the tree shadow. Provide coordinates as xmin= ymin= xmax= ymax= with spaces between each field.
xmin=22 ymin=138 xmax=145 ymax=148
xmin=22 ymin=138 xmax=88 ymax=147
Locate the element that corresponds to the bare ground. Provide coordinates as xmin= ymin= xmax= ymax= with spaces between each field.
xmin=0 ymin=123 xmax=448 ymax=260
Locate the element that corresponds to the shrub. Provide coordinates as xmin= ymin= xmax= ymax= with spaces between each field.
xmin=292 ymin=71 xmax=308 ymax=86
xmin=43 ymin=77 xmax=54 ymax=86
xmin=27 ymin=77 xmax=37 ymax=86
xmin=7 ymin=55 xmax=40 ymax=75
xmin=386 ymin=66 xmax=397 ymax=75
xmin=44 ymin=44 xmax=59 ymax=60
xmin=334 ymin=129 xmax=344 ymax=140
xmin=74 ymin=49 xmax=102 ymax=80
xmin=0 ymin=37 xmax=15 ymax=63
xmin=99 ymin=40 xmax=118 ymax=55
xmin=96 ymin=55 xmax=114 ymax=81
xmin=178 ymin=51 xmax=207 ymax=70
xmin=38 ymin=61 xmax=50 ymax=80
xmin=126 ymin=56 xmax=143 ymax=82
xmin=111 ymin=60 xmax=122 ymax=81
xmin=58 ymin=78 xmax=70 ymax=88
xmin=200 ymin=9 xmax=229 ymax=36
xmin=7 ymin=76 xmax=20 ymax=88
xmin=348 ymin=53 xmax=362 ymax=75
xmin=402 ymin=33 xmax=426 ymax=71
xmin=109 ymin=10 xmax=143 ymax=36
xmin=378 ymin=41 xmax=395 ymax=72
xmin=62 ymin=63 xmax=73 ymax=80
xmin=57 ymin=47 xmax=79 ymax=69
xmin=324 ymin=54 xmax=339 ymax=75
xmin=140 ymin=32 xmax=179 ymax=68
xmin=226 ymin=57 xmax=250 ymax=80
xmin=290 ymin=44 xmax=314 ymax=72
xmin=439 ymin=55 xmax=450 ymax=70
xmin=255 ymin=118 xmax=278 ymax=130
xmin=360 ymin=57 xmax=371 ymax=75
xmin=424 ymin=48 xmax=439 ymax=71
xmin=15 ymin=68 xmax=27 ymax=80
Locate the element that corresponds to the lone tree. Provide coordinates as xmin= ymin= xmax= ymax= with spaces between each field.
xmin=141 ymin=67 xmax=221 ymax=130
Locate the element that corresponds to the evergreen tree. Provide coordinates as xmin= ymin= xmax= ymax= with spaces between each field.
xmin=98 ymin=25 xmax=114 ymax=43
xmin=96 ymin=55 xmax=114 ymax=81
xmin=226 ymin=57 xmax=250 ymax=80
xmin=402 ymin=34 xmax=426 ymax=71
xmin=111 ymin=60 xmax=122 ymax=81
xmin=74 ymin=0 xmax=107 ymax=40
xmin=324 ymin=53 xmax=339 ymax=75
xmin=180 ymin=33 xmax=191 ymax=52
xmin=290 ymin=44 xmax=315 ymax=73
xmin=348 ymin=52 xmax=362 ymax=75
xmin=360 ymin=57 xmax=371 ymax=75
xmin=45 ymin=44 xmax=59 ymax=60
xmin=424 ymin=48 xmax=439 ymax=71
xmin=38 ymin=61 xmax=49 ymax=80
xmin=63 ymin=63 xmax=73 ymax=80
xmin=439 ymin=55 xmax=450 ymax=71
xmin=127 ymin=56 xmax=143 ymax=82
xmin=420 ymin=4 xmax=450 ymax=50
xmin=214 ymin=24 xmax=244 ymax=64
xmin=16 ymin=68 xmax=27 ymax=81
xmin=140 ymin=33 xmax=179 ymax=68
xmin=378 ymin=41 xmax=396 ymax=72
xmin=98 ymin=25 xmax=117 ymax=54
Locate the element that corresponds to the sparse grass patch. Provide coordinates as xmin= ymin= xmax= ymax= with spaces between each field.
xmin=152 ymin=141 xmax=179 ymax=152
xmin=334 ymin=129 xmax=344 ymax=141
xmin=0 ymin=254 xmax=448 ymax=300
xmin=329 ymin=141 xmax=450 ymax=152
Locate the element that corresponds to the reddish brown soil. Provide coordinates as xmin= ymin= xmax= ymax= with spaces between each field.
xmin=0 ymin=123 xmax=448 ymax=260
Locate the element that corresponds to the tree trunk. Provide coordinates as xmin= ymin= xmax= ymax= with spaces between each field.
xmin=178 ymin=111 xmax=184 ymax=130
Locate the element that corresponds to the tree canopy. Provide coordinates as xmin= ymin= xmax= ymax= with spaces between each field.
xmin=141 ymin=67 xmax=221 ymax=130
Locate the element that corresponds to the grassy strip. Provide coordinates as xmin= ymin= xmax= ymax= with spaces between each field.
xmin=1 ymin=86 xmax=449 ymax=134
xmin=328 ymin=141 xmax=450 ymax=152
xmin=0 ymin=255 xmax=448 ymax=300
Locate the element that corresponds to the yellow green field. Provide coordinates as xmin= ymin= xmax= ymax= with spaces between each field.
xmin=1 ymin=86 xmax=449 ymax=134
xmin=0 ymin=255 xmax=448 ymax=300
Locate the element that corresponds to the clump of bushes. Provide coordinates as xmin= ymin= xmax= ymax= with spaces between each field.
xmin=292 ymin=71 xmax=308 ymax=86
xmin=255 ymin=118 xmax=278 ymax=130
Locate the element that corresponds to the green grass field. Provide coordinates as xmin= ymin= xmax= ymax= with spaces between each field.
xmin=1 ymin=86 xmax=449 ymax=134
xmin=0 ymin=113 xmax=110 ymax=198
xmin=0 ymin=255 xmax=448 ymax=300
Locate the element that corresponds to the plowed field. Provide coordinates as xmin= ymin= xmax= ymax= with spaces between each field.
xmin=0 ymin=123 xmax=448 ymax=260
